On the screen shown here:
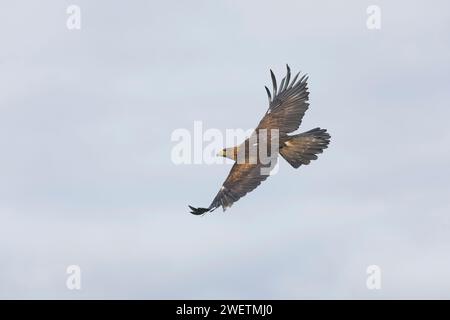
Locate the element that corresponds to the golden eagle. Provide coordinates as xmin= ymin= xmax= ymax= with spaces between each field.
xmin=189 ymin=65 xmax=330 ymax=215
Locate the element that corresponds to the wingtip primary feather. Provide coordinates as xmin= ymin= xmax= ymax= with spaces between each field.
xmin=284 ymin=64 xmax=291 ymax=90
xmin=288 ymin=72 xmax=300 ymax=89
xmin=188 ymin=205 xmax=210 ymax=215
xmin=264 ymin=86 xmax=272 ymax=102
xmin=270 ymin=69 xmax=277 ymax=96
xmin=279 ymin=77 xmax=286 ymax=93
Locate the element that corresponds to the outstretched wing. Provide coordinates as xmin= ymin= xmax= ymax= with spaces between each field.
xmin=257 ymin=64 xmax=310 ymax=135
xmin=189 ymin=161 xmax=275 ymax=215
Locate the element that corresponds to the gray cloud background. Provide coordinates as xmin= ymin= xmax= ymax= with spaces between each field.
xmin=1 ymin=0 xmax=449 ymax=299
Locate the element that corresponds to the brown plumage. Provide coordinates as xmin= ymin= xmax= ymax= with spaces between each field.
xmin=189 ymin=65 xmax=330 ymax=215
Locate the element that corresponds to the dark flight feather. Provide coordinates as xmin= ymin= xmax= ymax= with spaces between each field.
xmin=270 ymin=69 xmax=277 ymax=97
xmin=265 ymin=86 xmax=272 ymax=102
xmin=283 ymin=64 xmax=291 ymax=91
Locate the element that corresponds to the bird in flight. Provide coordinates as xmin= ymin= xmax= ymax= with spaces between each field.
xmin=189 ymin=65 xmax=330 ymax=215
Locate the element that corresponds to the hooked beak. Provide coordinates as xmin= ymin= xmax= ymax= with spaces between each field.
xmin=216 ymin=149 xmax=225 ymax=157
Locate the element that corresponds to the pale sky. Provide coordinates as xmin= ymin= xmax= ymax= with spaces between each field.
xmin=1 ymin=0 xmax=450 ymax=298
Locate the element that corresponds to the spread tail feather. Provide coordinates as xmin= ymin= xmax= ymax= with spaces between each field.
xmin=279 ymin=128 xmax=330 ymax=168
